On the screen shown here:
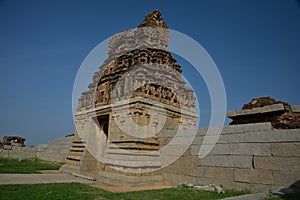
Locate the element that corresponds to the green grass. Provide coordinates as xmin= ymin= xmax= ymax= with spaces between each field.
xmin=0 ymin=183 xmax=249 ymax=200
xmin=0 ymin=157 xmax=63 ymax=174
xmin=114 ymin=187 xmax=248 ymax=200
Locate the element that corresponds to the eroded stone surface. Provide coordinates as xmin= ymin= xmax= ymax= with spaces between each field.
xmin=0 ymin=136 xmax=25 ymax=149
xmin=62 ymin=10 xmax=198 ymax=187
xmin=228 ymin=96 xmax=300 ymax=129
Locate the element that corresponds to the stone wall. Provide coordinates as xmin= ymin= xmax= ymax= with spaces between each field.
xmin=0 ymin=136 xmax=73 ymax=163
xmin=160 ymin=122 xmax=300 ymax=192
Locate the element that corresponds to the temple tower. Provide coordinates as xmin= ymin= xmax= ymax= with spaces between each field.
xmin=61 ymin=10 xmax=198 ymax=187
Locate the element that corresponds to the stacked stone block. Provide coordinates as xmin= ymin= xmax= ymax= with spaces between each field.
xmin=0 ymin=136 xmax=73 ymax=163
xmin=160 ymin=122 xmax=300 ymax=192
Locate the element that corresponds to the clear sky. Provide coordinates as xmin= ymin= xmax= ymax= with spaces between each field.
xmin=0 ymin=0 xmax=299 ymax=146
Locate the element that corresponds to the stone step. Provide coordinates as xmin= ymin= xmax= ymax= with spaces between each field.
xmin=68 ymin=151 xmax=84 ymax=156
xmin=105 ymin=148 xmax=160 ymax=156
xmin=67 ymin=155 xmax=81 ymax=161
xmin=72 ymin=143 xmax=85 ymax=148
xmin=60 ymin=164 xmax=81 ymax=174
xmin=102 ymin=158 xmax=161 ymax=168
xmin=103 ymin=153 xmax=160 ymax=161
xmin=72 ymin=139 xmax=84 ymax=143
xmin=97 ymin=171 xmax=163 ymax=187
xmin=108 ymin=143 xmax=159 ymax=151
xmin=109 ymin=139 xmax=160 ymax=145
xmin=70 ymin=147 xmax=84 ymax=152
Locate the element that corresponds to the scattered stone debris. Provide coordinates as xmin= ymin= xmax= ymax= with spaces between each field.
xmin=178 ymin=182 xmax=225 ymax=194
xmin=0 ymin=136 xmax=26 ymax=149
xmin=228 ymin=96 xmax=300 ymax=129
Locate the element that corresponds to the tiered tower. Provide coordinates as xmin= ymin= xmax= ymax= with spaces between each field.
xmin=61 ymin=10 xmax=198 ymax=187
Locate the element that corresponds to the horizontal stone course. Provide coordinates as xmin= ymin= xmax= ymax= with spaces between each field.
xmin=234 ymin=168 xmax=273 ymax=184
xmin=229 ymin=143 xmax=270 ymax=156
xmin=245 ymin=129 xmax=300 ymax=143
xmin=196 ymin=123 xmax=272 ymax=136
xmin=162 ymin=172 xmax=196 ymax=185
xmin=271 ymin=143 xmax=300 ymax=157
xmin=98 ymin=171 xmax=164 ymax=187
xmin=227 ymin=103 xmax=285 ymax=117
xmin=200 ymin=155 xmax=253 ymax=168
xmin=273 ymin=171 xmax=300 ymax=187
xmin=254 ymin=156 xmax=300 ymax=172
xmin=0 ymin=136 xmax=73 ymax=163
xmin=163 ymin=163 xmax=197 ymax=176
xmin=191 ymin=143 xmax=270 ymax=156
xmin=2 ymin=121 xmax=300 ymax=193
xmin=197 ymin=166 xmax=233 ymax=180
xmin=291 ymin=105 xmax=300 ymax=113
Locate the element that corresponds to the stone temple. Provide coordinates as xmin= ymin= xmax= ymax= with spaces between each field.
xmin=61 ymin=10 xmax=198 ymax=186
xmin=59 ymin=11 xmax=300 ymax=192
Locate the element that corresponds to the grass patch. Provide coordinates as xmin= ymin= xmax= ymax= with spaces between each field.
xmin=114 ymin=187 xmax=249 ymax=200
xmin=0 ymin=157 xmax=63 ymax=174
xmin=0 ymin=183 xmax=249 ymax=200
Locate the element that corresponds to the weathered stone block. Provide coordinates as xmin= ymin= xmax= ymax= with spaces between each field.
xmin=193 ymin=143 xmax=270 ymax=156
xmin=217 ymin=133 xmax=245 ymax=144
xmin=271 ymin=143 xmax=300 ymax=157
xmin=227 ymin=104 xmax=285 ymax=117
xmin=245 ymin=129 xmax=300 ymax=143
xmin=200 ymin=155 xmax=253 ymax=168
xmin=199 ymin=166 xmax=234 ymax=180
xmin=196 ymin=128 xmax=207 ymax=136
xmin=199 ymin=135 xmax=221 ymax=145
xmin=163 ymin=163 xmax=197 ymax=176
xmin=162 ymin=172 xmax=196 ymax=185
xmin=213 ymin=143 xmax=230 ymax=155
xmin=199 ymin=143 xmax=231 ymax=155
xmin=234 ymin=168 xmax=273 ymax=184
xmin=160 ymin=144 xmax=190 ymax=156
xmin=175 ymin=156 xmax=198 ymax=166
xmin=191 ymin=135 xmax=203 ymax=145
xmin=222 ymin=122 xmax=272 ymax=134
xmin=273 ymin=171 xmax=300 ymax=187
xmin=291 ymin=105 xmax=300 ymax=113
xmin=254 ymin=156 xmax=300 ymax=172
xmin=249 ymin=184 xmax=272 ymax=193
xmin=230 ymin=143 xmax=271 ymax=156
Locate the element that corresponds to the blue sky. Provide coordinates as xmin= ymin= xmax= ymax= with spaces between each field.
xmin=0 ymin=0 xmax=299 ymax=146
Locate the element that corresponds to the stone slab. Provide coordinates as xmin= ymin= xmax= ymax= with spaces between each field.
xmin=200 ymin=155 xmax=253 ymax=168
xmin=271 ymin=143 xmax=300 ymax=157
xmin=291 ymin=105 xmax=300 ymax=113
xmin=234 ymin=168 xmax=273 ymax=184
xmin=227 ymin=103 xmax=284 ymax=118
xmin=198 ymin=166 xmax=234 ymax=180
xmin=273 ymin=171 xmax=300 ymax=187
xmin=254 ymin=156 xmax=300 ymax=172
xmin=245 ymin=129 xmax=300 ymax=143
xmin=196 ymin=123 xmax=272 ymax=137
xmin=191 ymin=143 xmax=270 ymax=156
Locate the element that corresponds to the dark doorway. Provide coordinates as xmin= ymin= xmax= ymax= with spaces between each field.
xmin=96 ymin=114 xmax=109 ymax=139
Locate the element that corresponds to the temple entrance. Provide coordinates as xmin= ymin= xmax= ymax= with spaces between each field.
xmin=92 ymin=114 xmax=110 ymax=160
xmin=96 ymin=114 xmax=109 ymax=140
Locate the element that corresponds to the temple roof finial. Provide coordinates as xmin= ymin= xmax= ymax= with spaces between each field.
xmin=137 ymin=10 xmax=168 ymax=28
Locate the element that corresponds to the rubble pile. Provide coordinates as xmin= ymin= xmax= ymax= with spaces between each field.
xmin=229 ymin=96 xmax=300 ymax=129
